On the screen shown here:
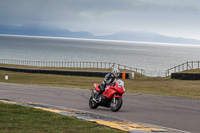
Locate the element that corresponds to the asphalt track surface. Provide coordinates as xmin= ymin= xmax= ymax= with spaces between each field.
xmin=0 ymin=83 xmax=200 ymax=133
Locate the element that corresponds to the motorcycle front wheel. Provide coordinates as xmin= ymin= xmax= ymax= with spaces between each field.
xmin=89 ymin=96 xmax=99 ymax=109
xmin=110 ymin=97 xmax=123 ymax=112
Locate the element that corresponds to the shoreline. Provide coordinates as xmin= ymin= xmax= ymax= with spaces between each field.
xmin=1 ymin=34 xmax=200 ymax=47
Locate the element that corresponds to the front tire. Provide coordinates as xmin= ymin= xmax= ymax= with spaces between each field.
xmin=110 ymin=97 xmax=123 ymax=112
xmin=89 ymin=96 xmax=99 ymax=109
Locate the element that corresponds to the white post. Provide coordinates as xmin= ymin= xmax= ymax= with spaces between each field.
xmin=5 ymin=75 xmax=8 ymax=80
xmin=131 ymin=72 xmax=134 ymax=79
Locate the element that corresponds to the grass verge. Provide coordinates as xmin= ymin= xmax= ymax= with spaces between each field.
xmin=0 ymin=69 xmax=200 ymax=99
xmin=0 ymin=63 xmax=200 ymax=99
xmin=181 ymin=69 xmax=200 ymax=73
xmin=0 ymin=102 xmax=126 ymax=133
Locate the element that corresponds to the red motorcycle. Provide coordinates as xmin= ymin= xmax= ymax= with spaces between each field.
xmin=89 ymin=79 xmax=125 ymax=112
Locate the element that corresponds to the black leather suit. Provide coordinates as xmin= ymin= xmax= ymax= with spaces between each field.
xmin=98 ymin=73 xmax=116 ymax=95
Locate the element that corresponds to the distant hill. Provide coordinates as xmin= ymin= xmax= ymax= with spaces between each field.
xmin=96 ymin=31 xmax=200 ymax=44
xmin=1 ymin=24 xmax=200 ymax=44
xmin=0 ymin=24 xmax=93 ymax=38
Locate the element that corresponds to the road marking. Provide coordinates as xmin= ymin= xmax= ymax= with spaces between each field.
xmin=89 ymin=119 xmax=171 ymax=132
xmin=34 ymin=107 xmax=61 ymax=113
xmin=89 ymin=119 xmax=134 ymax=131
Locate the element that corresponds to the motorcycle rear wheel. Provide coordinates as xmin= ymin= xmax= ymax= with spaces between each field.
xmin=89 ymin=96 xmax=99 ymax=109
xmin=110 ymin=97 xmax=123 ymax=112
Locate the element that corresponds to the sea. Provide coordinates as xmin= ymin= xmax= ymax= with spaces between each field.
xmin=1 ymin=34 xmax=200 ymax=77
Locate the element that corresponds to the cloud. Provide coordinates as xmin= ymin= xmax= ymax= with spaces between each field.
xmin=1 ymin=0 xmax=199 ymax=19
xmin=0 ymin=0 xmax=200 ymax=39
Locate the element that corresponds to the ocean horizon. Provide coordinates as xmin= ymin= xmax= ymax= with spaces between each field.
xmin=1 ymin=34 xmax=200 ymax=76
xmin=1 ymin=34 xmax=200 ymax=46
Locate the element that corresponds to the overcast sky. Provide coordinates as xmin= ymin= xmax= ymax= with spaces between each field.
xmin=0 ymin=0 xmax=200 ymax=40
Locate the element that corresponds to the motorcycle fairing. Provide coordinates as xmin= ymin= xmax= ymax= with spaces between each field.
xmin=90 ymin=79 xmax=125 ymax=112
xmin=103 ymin=87 xmax=116 ymax=99
xmin=113 ymin=95 xmax=122 ymax=98
xmin=113 ymin=82 xmax=125 ymax=94
xmin=94 ymin=83 xmax=100 ymax=91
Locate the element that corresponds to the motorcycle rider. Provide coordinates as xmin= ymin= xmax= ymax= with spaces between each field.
xmin=94 ymin=68 xmax=120 ymax=101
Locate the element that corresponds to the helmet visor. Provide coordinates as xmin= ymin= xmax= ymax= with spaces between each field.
xmin=114 ymin=72 xmax=119 ymax=77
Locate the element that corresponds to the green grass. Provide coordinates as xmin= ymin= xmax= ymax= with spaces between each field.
xmin=181 ymin=69 xmax=200 ymax=73
xmin=0 ymin=102 xmax=126 ymax=133
xmin=0 ymin=65 xmax=200 ymax=132
xmin=1 ymin=69 xmax=200 ymax=99
xmin=0 ymin=64 xmax=200 ymax=99
xmin=124 ymin=77 xmax=200 ymax=98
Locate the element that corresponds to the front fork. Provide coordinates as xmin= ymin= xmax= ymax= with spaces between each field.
xmin=113 ymin=95 xmax=122 ymax=104
xmin=113 ymin=94 xmax=116 ymax=104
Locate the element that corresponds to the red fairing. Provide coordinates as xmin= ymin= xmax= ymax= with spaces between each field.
xmin=90 ymin=79 xmax=125 ymax=112
xmin=103 ymin=88 xmax=117 ymax=99
xmin=113 ymin=81 xmax=125 ymax=94
xmin=94 ymin=83 xmax=100 ymax=92
xmin=113 ymin=95 xmax=122 ymax=98
xmin=94 ymin=80 xmax=125 ymax=99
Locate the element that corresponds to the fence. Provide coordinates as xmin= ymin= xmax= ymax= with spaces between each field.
xmin=166 ymin=61 xmax=200 ymax=76
xmin=0 ymin=59 xmax=145 ymax=75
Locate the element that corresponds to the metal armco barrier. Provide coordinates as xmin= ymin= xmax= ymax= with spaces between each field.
xmin=0 ymin=67 xmax=134 ymax=79
xmin=166 ymin=61 xmax=200 ymax=76
xmin=0 ymin=59 xmax=144 ymax=75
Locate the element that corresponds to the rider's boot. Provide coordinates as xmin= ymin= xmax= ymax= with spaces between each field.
xmin=94 ymin=85 xmax=104 ymax=103
xmin=94 ymin=91 xmax=101 ymax=103
xmin=94 ymin=94 xmax=99 ymax=102
xmin=94 ymin=88 xmax=102 ymax=102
